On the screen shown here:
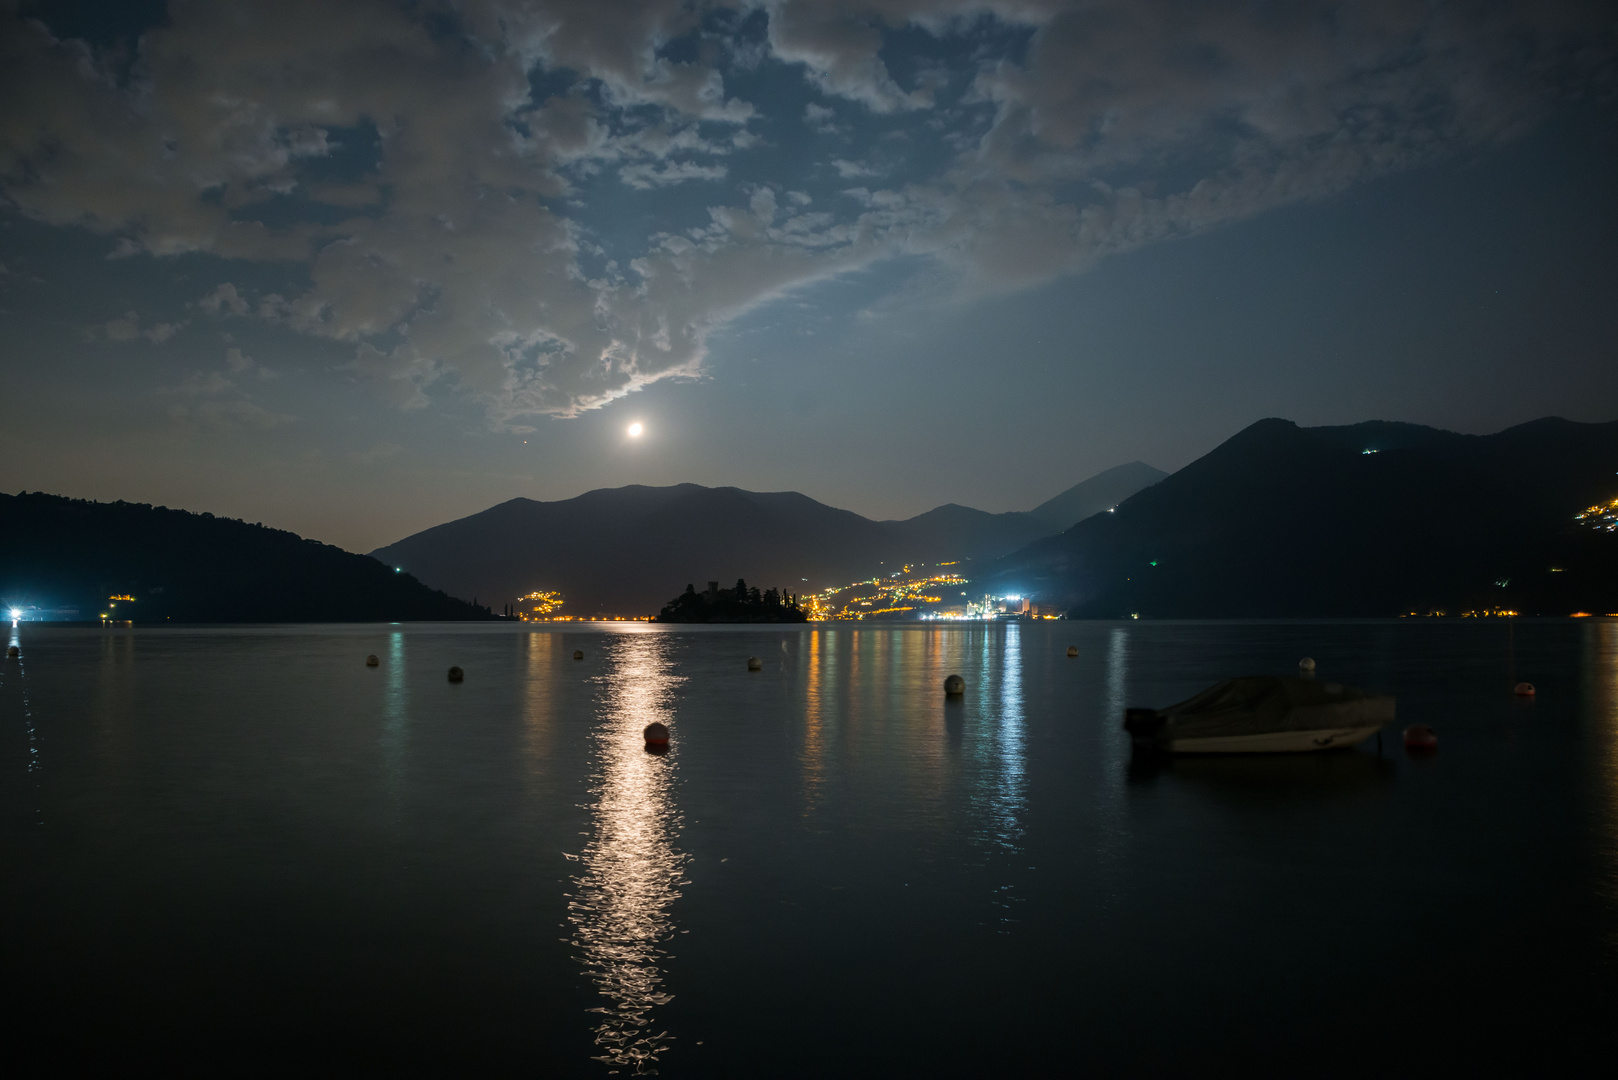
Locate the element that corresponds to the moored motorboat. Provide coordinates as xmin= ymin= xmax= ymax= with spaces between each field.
xmin=1125 ymin=676 xmax=1393 ymax=754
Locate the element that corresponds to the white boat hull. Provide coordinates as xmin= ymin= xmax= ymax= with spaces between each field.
xmin=1166 ymin=725 xmax=1383 ymax=754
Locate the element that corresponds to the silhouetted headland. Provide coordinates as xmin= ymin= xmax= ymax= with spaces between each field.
xmin=0 ymin=492 xmax=492 ymax=622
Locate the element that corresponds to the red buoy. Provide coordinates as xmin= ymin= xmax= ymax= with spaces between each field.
xmin=1403 ymin=724 xmax=1437 ymax=751
xmin=1514 ymin=682 xmax=1536 ymax=697
xmin=644 ymin=722 xmax=670 ymax=746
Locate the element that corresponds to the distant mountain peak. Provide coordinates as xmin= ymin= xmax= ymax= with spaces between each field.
xmin=1025 ymin=461 xmax=1168 ymax=531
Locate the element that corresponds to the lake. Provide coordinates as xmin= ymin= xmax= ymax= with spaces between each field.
xmin=3 ymin=618 xmax=1616 ymax=1075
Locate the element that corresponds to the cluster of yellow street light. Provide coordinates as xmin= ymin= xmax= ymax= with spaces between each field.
xmin=517 ymin=590 xmax=564 ymax=620
xmin=801 ymin=565 xmax=971 ymax=621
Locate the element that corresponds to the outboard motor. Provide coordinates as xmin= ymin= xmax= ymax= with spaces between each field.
xmin=1124 ymin=708 xmax=1167 ymax=750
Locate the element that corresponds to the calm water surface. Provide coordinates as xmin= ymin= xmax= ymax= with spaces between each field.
xmin=3 ymin=619 xmax=1616 ymax=1075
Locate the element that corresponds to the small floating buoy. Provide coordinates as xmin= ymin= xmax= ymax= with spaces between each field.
xmin=5 ymin=645 xmax=17 ymax=658
xmin=1403 ymin=724 xmax=1438 ymax=750
xmin=1514 ymin=681 xmax=1535 ymax=697
xmin=573 ymin=649 xmax=584 ymax=661
xmin=747 ymin=656 xmax=762 ymax=671
xmin=365 ymin=654 xmax=379 ymax=667
xmin=944 ymin=674 xmax=965 ymax=696
xmin=644 ymin=722 xmax=670 ymax=746
xmin=1299 ymin=657 xmax=1316 ymax=674
xmin=1066 ymin=646 xmax=1078 ymax=657
xmin=447 ymin=666 xmax=464 ymax=683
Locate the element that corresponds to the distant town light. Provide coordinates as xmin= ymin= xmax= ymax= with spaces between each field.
xmin=395 ymin=567 xmax=402 ymax=572
xmin=8 ymin=609 xmax=19 ymax=621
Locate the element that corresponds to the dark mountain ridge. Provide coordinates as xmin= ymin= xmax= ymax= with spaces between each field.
xmin=0 ymin=492 xmax=489 ymax=622
xmin=986 ymin=417 xmax=1618 ymax=618
xmin=879 ymin=462 xmax=1169 ymax=561
xmin=373 ymin=483 xmax=929 ymax=617
xmin=372 ymin=464 xmax=1167 ymax=617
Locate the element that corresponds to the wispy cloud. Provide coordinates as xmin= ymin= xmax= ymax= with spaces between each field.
xmin=3 ymin=0 xmax=1611 ymax=426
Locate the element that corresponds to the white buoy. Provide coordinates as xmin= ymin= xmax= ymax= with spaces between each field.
xmin=1299 ymin=657 xmax=1316 ymax=675
xmin=1066 ymin=646 xmax=1078 ymax=657
xmin=944 ymin=674 xmax=965 ymax=696
xmin=747 ymin=656 xmax=762 ymax=671
xmin=573 ymin=649 xmax=584 ymax=660
xmin=365 ymin=654 xmax=379 ymax=667
xmin=447 ymin=665 xmax=464 ymax=683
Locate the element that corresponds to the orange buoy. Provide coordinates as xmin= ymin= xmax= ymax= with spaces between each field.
xmin=573 ymin=649 xmax=584 ymax=661
xmin=1403 ymin=724 xmax=1437 ymax=751
xmin=365 ymin=654 xmax=379 ymax=667
xmin=5 ymin=645 xmax=17 ymax=658
xmin=747 ymin=656 xmax=762 ymax=671
xmin=447 ymin=665 xmax=464 ymax=683
xmin=1065 ymin=646 xmax=1078 ymax=657
xmin=644 ymin=722 xmax=670 ymax=746
xmin=944 ymin=674 xmax=965 ymax=696
xmin=1514 ymin=682 xmax=1535 ymax=697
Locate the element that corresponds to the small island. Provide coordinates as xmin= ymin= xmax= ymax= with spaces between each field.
xmin=656 ymin=579 xmax=808 ymax=623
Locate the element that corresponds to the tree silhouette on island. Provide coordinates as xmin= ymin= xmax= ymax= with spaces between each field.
xmin=655 ymin=579 xmax=808 ymax=623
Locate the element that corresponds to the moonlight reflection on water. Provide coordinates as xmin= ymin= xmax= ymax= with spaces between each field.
xmin=567 ymin=631 xmax=689 ymax=1073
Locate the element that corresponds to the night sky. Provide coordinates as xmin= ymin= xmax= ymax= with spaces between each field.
xmin=2 ymin=1 xmax=1616 ymax=552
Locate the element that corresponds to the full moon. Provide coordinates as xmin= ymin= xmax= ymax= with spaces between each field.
xmin=627 ymin=422 xmax=644 ymax=438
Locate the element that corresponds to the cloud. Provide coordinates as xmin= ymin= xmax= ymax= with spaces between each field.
xmin=225 ymin=346 xmax=275 ymax=379
xmin=104 ymin=310 xmax=184 ymax=343
xmin=832 ymin=158 xmax=880 ymax=178
xmin=200 ymin=284 xmax=250 ymax=316
xmin=159 ymin=350 xmax=290 ymax=430
xmin=3 ymin=0 xmax=1613 ymax=426
xmin=168 ymin=398 xmax=296 ymax=430
xmin=162 ymin=370 xmax=233 ymax=397
xmin=804 ymin=102 xmax=843 ymax=134
xmin=766 ymin=1 xmax=933 ymax=113
xmin=103 ymin=312 xmax=142 ymax=342
xmin=619 ymin=161 xmax=729 ymax=189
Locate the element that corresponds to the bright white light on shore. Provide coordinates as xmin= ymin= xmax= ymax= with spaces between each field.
xmin=627 ymin=422 xmax=644 ymax=438
xmin=8 ymin=609 xmax=19 ymax=621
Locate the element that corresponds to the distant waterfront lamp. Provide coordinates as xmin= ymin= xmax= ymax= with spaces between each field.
xmin=8 ymin=609 xmax=19 ymax=621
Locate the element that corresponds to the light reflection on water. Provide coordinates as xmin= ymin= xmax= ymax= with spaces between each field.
xmin=567 ymin=631 xmax=689 ymax=1074
xmin=800 ymin=628 xmax=827 ymax=817
xmin=982 ymin=625 xmax=1027 ymax=928
xmin=5 ymin=621 xmax=40 ymax=822
xmin=1594 ymin=622 xmax=1618 ymax=956
xmin=381 ymin=630 xmax=407 ymax=812
xmin=989 ymin=623 xmax=1026 ymax=854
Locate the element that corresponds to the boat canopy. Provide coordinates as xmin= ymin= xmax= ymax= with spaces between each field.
xmin=1153 ymin=676 xmax=1392 ymax=740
